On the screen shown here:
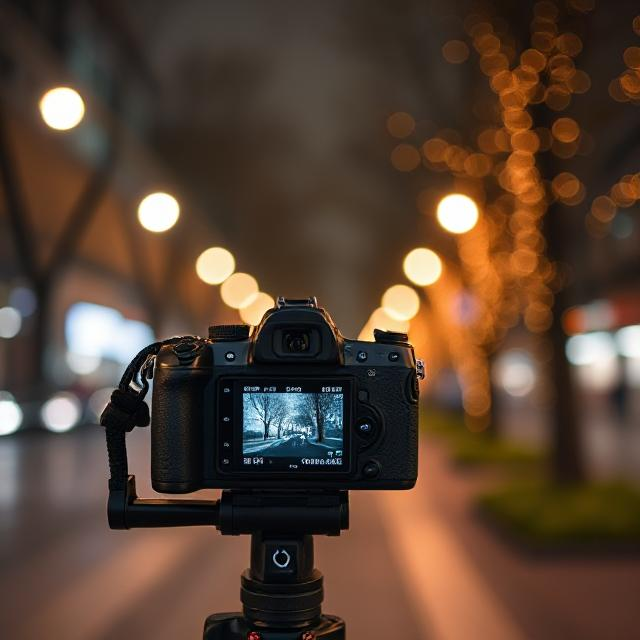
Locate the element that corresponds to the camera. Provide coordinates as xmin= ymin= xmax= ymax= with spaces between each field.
xmin=150 ymin=297 xmax=421 ymax=493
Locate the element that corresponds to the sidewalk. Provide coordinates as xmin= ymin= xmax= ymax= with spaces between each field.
xmin=378 ymin=437 xmax=640 ymax=640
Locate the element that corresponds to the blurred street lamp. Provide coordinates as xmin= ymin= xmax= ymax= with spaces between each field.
xmin=39 ymin=87 xmax=85 ymax=130
xmin=369 ymin=307 xmax=411 ymax=332
xmin=196 ymin=247 xmax=236 ymax=284
xmin=137 ymin=192 xmax=180 ymax=233
xmin=381 ymin=284 xmax=420 ymax=321
xmin=239 ymin=292 xmax=275 ymax=325
xmin=403 ymin=248 xmax=442 ymax=286
xmin=0 ymin=392 xmax=23 ymax=436
xmin=436 ymin=193 xmax=479 ymax=234
xmin=221 ymin=272 xmax=258 ymax=309
xmin=0 ymin=306 xmax=22 ymax=338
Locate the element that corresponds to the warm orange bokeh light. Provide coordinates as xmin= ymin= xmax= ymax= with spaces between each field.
xmin=551 ymin=117 xmax=580 ymax=143
xmin=442 ymin=40 xmax=470 ymax=64
xmin=387 ymin=112 xmax=415 ymax=138
xmin=437 ymin=194 xmax=479 ymax=234
xmin=403 ymin=248 xmax=443 ymax=286
xmin=381 ymin=284 xmax=420 ymax=321
xmin=391 ymin=144 xmax=421 ymax=171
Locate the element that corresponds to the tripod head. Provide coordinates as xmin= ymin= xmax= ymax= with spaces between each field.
xmin=107 ymin=476 xmax=349 ymax=639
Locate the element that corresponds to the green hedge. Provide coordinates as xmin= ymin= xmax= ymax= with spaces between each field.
xmin=479 ymin=482 xmax=640 ymax=548
xmin=422 ymin=410 xmax=542 ymax=469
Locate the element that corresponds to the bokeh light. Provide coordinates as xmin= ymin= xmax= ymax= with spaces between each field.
xmin=386 ymin=112 xmax=415 ymax=138
xmin=381 ymin=284 xmax=420 ymax=321
xmin=615 ymin=325 xmax=640 ymax=358
xmin=0 ymin=392 xmax=23 ymax=436
xmin=220 ymin=273 xmax=259 ymax=309
xmin=9 ymin=287 xmax=37 ymax=317
xmin=39 ymin=87 xmax=85 ymax=130
xmin=41 ymin=392 xmax=82 ymax=433
xmin=442 ymin=40 xmax=470 ymax=64
xmin=403 ymin=248 xmax=442 ymax=286
xmin=0 ymin=306 xmax=22 ymax=339
xmin=196 ymin=247 xmax=236 ymax=285
xmin=551 ymin=117 xmax=580 ymax=143
xmin=390 ymin=144 xmax=421 ymax=171
xmin=369 ymin=307 xmax=411 ymax=333
xmin=493 ymin=350 xmax=537 ymax=397
xmin=66 ymin=352 xmax=102 ymax=376
xmin=137 ymin=192 xmax=180 ymax=233
xmin=239 ymin=292 xmax=275 ymax=325
xmin=436 ymin=194 xmax=479 ymax=234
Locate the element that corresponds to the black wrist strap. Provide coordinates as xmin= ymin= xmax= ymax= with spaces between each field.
xmin=100 ymin=336 xmax=195 ymax=490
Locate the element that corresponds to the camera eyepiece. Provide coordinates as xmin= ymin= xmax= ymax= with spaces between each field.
xmin=284 ymin=331 xmax=311 ymax=353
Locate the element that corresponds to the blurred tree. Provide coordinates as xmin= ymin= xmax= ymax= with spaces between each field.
xmin=357 ymin=0 xmax=640 ymax=483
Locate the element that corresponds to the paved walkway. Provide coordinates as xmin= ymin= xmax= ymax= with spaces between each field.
xmin=1 ymin=428 xmax=639 ymax=639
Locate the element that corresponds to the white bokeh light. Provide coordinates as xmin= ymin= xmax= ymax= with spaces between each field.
xmin=566 ymin=332 xmax=620 ymax=391
xmin=41 ymin=392 xmax=82 ymax=433
xmin=66 ymin=351 xmax=102 ymax=376
xmin=39 ymin=87 xmax=85 ymax=130
xmin=0 ymin=392 xmax=23 ymax=436
xmin=137 ymin=192 xmax=180 ymax=233
xmin=436 ymin=194 xmax=479 ymax=234
xmin=493 ymin=350 xmax=537 ymax=398
xmin=0 ymin=307 xmax=22 ymax=339
xmin=615 ymin=325 xmax=640 ymax=359
xmin=566 ymin=332 xmax=617 ymax=366
xmin=196 ymin=247 xmax=236 ymax=285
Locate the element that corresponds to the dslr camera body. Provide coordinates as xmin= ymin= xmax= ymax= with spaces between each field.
xmin=151 ymin=297 xmax=420 ymax=493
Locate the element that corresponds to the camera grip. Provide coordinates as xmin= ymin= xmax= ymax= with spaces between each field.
xmin=151 ymin=365 xmax=210 ymax=493
xmin=355 ymin=368 xmax=418 ymax=484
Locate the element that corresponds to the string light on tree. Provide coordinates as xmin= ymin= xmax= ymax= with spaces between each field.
xmin=39 ymin=87 xmax=85 ymax=130
xmin=436 ymin=194 xmax=479 ymax=234
xmin=137 ymin=192 xmax=180 ymax=233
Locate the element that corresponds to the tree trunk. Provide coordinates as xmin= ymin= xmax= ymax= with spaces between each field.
xmin=547 ymin=279 xmax=586 ymax=484
xmin=543 ymin=200 xmax=586 ymax=485
xmin=315 ymin=400 xmax=325 ymax=443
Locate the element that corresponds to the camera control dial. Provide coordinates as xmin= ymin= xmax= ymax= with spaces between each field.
xmin=373 ymin=328 xmax=409 ymax=345
xmin=208 ymin=324 xmax=250 ymax=341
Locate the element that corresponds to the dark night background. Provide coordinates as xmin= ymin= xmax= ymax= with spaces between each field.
xmin=1 ymin=1 xmax=639 ymax=639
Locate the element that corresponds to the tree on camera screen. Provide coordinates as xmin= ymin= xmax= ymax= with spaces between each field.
xmin=242 ymin=390 xmax=344 ymax=465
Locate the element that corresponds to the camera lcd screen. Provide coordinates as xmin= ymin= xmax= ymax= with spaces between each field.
xmin=238 ymin=380 xmax=348 ymax=472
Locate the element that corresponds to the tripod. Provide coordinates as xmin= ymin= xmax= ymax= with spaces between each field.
xmin=108 ymin=477 xmax=348 ymax=640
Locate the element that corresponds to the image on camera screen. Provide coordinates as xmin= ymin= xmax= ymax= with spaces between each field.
xmin=242 ymin=387 xmax=344 ymax=468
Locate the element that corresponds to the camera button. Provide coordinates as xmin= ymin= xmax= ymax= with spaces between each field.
xmin=388 ymin=352 xmax=400 ymax=362
xmin=225 ymin=351 xmax=236 ymax=361
xmin=357 ymin=419 xmax=375 ymax=437
xmin=363 ymin=461 xmax=380 ymax=478
xmin=356 ymin=351 xmax=368 ymax=362
xmin=272 ymin=549 xmax=291 ymax=569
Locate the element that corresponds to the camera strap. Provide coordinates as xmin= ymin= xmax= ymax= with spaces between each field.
xmin=100 ymin=336 xmax=195 ymax=490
